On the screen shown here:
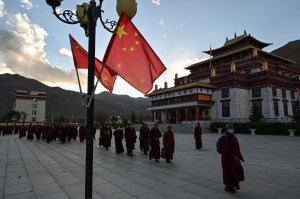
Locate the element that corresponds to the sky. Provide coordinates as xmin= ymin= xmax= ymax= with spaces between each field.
xmin=0 ymin=0 xmax=300 ymax=98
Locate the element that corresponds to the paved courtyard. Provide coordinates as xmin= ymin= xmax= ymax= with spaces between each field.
xmin=0 ymin=131 xmax=299 ymax=199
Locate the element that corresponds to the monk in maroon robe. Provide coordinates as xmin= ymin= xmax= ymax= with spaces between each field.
xmin=35 ymin=125 xmax=42 ymax=140
xmin=27 ymin=123 xmax=34 ymax=140
xmin=19 ymin=125 xmax=27 ymax=138
xmin=163 ymin=125 xmax=175 ymax=163
xmin=220 ymin=124 xmax=245 ymax=193
xmin=72 ymin=125 xmax=78 ymax=140
xmin=140 ymin=123 xmax=150 ymax=155
xmin=100 ymin=122 xmax=112 ymax=149
xmin=3 ymin=124 xmax=10 ymax=135
xmin=149 ymin=123 xmax=162 ymax=162
xmin=79 ymin=124 xmax=86 ymax=142
xmin=194 ymin=122 xmax=202 ymax=149
xmin=124 ymin=124 xmax=137 ymax=156
xmin=67 ymin=125 xmax=73 ymax=142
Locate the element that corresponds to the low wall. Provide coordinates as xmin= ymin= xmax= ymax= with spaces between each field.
xmin=133 ymin=121 xmax=212 ymax=134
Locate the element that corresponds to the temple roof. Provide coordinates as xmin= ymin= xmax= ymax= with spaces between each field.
xmin=187 ymin=45 xmax=295 ymax=70
xmin=147 ymin=81 xmax=216 ymax=97
xmin=203 ymin=32 xmax=272 ymax=56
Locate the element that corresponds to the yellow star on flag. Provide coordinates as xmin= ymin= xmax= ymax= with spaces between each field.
xmin=116 ymin=25 xmax=127 ymax=39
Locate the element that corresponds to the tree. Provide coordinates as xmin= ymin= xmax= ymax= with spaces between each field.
xmin=95 ymin=110 xmax=109 ymax=124
xmin=249 ymin=104 xmax=263 ymax=122
xmin=131 ymin=111 xmax=137 ymax=124
xmin=123 ymin=117 xmax=129 ymax=126
xmin=0 ymin=111 xmax=21 ymax=123
xmin=139 ymin=113 xmax=143 ymax=124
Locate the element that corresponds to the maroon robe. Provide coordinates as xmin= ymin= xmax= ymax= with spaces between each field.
xmin=163 ymin=130 xmax=175 ymax=161
xmin=221 ymin=133 xmax=244 ymax=188
xmin=35 ymin=126 xmax=42 ymax=140
xmin=101 ymin=126 xmax=112 ymax=148
xmin=72 ymin=125 xmax=78 ymax=140
xmin=27 ymin=125 xmax=34 ymax=140
xmin=79 ymin=125 xmax=86 ymax=142
xmin=67 ymin=125 xmax=73 ymax=142
xmin=124 ymin=126 xmax=137 ymax=155
xmin=19 ymin=126 xmax=27 ymax=138
xmin=140 ymin=126 xmax=150 ymax=153
xmin=149 ymin=127 xmax=162 ymax=160
xmin=194 ymin=125 xmax=202 ymax=149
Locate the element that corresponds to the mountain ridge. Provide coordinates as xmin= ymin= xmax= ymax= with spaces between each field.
xmin=0 ymin=73 xmax=150 ymax=121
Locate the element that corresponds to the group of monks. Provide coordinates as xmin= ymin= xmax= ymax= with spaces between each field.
xmin=1 ymin=121 xmax=244 ymax=193
xmin=99 ymin=122 xmax=175 ymax=163
xmin=0 ymin=123 xmax=93 ymax=143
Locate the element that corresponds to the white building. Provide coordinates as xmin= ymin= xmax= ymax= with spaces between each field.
xmin=14 ymin=90 xmax=47 ymax=123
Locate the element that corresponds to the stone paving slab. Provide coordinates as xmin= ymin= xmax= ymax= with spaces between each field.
xmin=0 ymin=131 xmax=299 ymax=199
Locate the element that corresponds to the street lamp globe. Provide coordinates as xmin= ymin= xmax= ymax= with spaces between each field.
xmin=76 ymin=3 xmax=89 ymax=28
xmin=116 ymin=0 xmax=137 ymax=19
xmin=46 ymin=0 xmax=64 ymax=8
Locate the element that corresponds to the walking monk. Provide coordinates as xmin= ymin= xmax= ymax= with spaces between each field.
xmin=124 ymin=124 xmax=137 ymax=156
xmin=149 ymin=122 xmax=162 ymax=162
xmin=139 ymin=123 xmax=150 ymax=155
xmin=220 ymin=124 xmax=245 ymax=193
xmin=163 ymin=125 xmax=175 ymax=163
xmin=194 ymin=122 xmax=202 ymax=149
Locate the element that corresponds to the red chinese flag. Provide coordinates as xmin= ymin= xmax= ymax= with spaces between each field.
xmin=103 ymin=13 xmax=166 ymax=94
xmin=69 ymin=35 xmax=117 ymax=92
xmin=210 ymin=45 xmax=213 ymax=56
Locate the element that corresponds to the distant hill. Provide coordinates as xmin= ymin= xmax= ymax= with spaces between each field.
xmin=0 ymin=73 xmax=150 ymax=121
xmin=271 ymin=39 xmax=300 ymax=67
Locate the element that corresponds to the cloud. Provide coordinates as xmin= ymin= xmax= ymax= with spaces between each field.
xmin=159 ymin=19 xmax=166 ymax=27
xmin=0 ymin=62 xmax=13 ymax=74
xmin=0 ymin=13 xmax=84 ymax=87
xmin=152 ymin=0 xmax=160 ymax=6
xmin=59 ymin=48 xmax=72 ymax=57
xmin=163 ymin=34 xmax=167 ymax=38
xmin=154 ymin=50 xmax=205 ymax=90
xmin=21 ymin=0 xmax=33 ymax=10
xmin=175 ymin=24 xmax=184 ymax=29
xmin=0 ymin=0 xmax=5 ymax=17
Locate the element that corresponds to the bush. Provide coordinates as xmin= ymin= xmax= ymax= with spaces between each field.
xmin=210 ymin=122 xmax=299 ymax=136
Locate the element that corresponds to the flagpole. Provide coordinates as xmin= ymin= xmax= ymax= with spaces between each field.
xmin=69 ymin=34 xmax=85 ymax=107
xmin=86 ymin=62 xmax=106 ymax=108
xmin=210 ymin=45 xmax=212 ymax=68
xmin=75 ymin=68 xmax=85 ymax=107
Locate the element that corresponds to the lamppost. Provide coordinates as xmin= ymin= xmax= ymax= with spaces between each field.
xmin=45 ymin=1 xmax=137 ymax=198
